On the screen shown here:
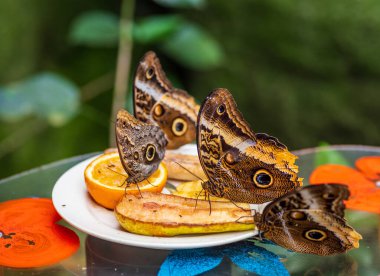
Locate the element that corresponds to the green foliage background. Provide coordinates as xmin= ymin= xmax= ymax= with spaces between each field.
xmin=1 ymin=0 xmax=379 ymax=179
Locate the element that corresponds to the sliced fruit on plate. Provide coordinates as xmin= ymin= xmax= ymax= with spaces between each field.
xmin=115 ymin=192 xmax=255 ymax=237
xmin=163 ymin=152 xmax=207 ymax=181
xmin=101 ymin=148 xmax=206 ymax=181
xmin=84 ymin=152 xmax=168 ymax=209
xmin=173 ymin=180 xmax=229 ymax=201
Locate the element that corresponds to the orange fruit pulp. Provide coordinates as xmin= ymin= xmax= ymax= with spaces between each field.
xmin=84 ymin=152 xmax=167 ymax=209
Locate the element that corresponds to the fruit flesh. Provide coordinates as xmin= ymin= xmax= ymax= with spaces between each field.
xmin=115 ymin=192 xmax=255 ymax=237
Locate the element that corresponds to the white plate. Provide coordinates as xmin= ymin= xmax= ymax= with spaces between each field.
xmin=52 ymin=144 xmax=257 ymax=250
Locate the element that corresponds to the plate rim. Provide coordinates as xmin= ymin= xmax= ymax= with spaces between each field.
xmin=52 ymin=145 xmax=256 ymax=250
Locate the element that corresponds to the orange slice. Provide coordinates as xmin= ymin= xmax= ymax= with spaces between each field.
xmin=84 ymin=152 xmax=167 ymax=209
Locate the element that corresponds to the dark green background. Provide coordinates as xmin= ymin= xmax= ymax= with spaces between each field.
xmin=1 ymin=0 xmax=379 ymax=179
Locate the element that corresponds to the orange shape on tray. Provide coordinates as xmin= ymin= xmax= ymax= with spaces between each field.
xmin=310 ymin=156 xmax=380 ymax=214
xmin=355 ymin=156 xmax=380 ymax=182
xmin=0 ymin=198 xmax=79 ymax=268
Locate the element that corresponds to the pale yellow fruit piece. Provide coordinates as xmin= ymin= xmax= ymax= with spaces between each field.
xmin=173 ymin=180 xmax=229 ymax=202
xmin=115 ymin=192 xmax=254 ymax=237
xmin=163 ymin=152 xmax=207 ymax=181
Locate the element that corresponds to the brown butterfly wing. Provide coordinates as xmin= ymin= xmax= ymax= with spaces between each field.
xmin=263 ymin=210 xmax=361 ymax=255
xmin=257 ymin=184 xmax=361 ymax=255
xmin=133 ymin=51 xmax=173 ymax=123
xmin=261 ymin=184 xmax=350 ymax=220
xmin=133 ymin=51 xmax=199 ymax=149
xmin=197 ymin=88 xmax=301 ymax=203
xmin=115 ymin=109 xmax=167 ymax=183
xmin=151 ymin=89 xmax=198 ymax=149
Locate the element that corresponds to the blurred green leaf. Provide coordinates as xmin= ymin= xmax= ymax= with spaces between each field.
xmin=162 ymin=23 xmax=223 ymax=70
xmin=25 ymin=73 xmax=80 ymax=126
xmin=0 ymin=72 xmax=80 ymax=126
xmin=69 ymin=11 xmax=119 ymax=47
xmin=314 ymin=142 xmax=350 ymax=166
xmin=0 ymin=87 xmax=34 ymax=122
xmin=134 ymin=15 xmax=183 ymax=44
xmin=154 ymin=0 xmax=205 ymax=9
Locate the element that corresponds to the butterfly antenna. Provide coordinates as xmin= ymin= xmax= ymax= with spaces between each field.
xmin=235 ymin=215 xmax=254 ymax=225
xmin=107 ymin=167 xmax=129 ymax=188
xmin=106 ymin=167 xmax=128 ymax=177
xmin=173 ymin=161 xmax=205 ymax=182
xmin=118 ymin=177 xmax=127 ymax=188
xmin=146 ymin=177 xmax=158 ymax=187
xmin=229 ymin=200 xmax=251 ymax=212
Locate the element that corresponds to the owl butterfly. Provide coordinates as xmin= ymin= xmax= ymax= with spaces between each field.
xmin=254 ymin=184 xmax=362 ymax=256
xmin=197 ymin=88 xmax=303 ymax=204
xmin=133 ymin=51 xmax=199 ymax=149
xmin=115 ymin=109 xmax=167 ymax=183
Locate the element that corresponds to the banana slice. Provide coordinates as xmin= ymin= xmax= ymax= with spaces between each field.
xmin=115 ymin=192 xmax=254 ymax=237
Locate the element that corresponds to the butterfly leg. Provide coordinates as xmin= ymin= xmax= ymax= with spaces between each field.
xmin=123 ymin=182 xmax=131 ymax=193
xmin=194 ymin=185 xmax=206 ymax=211
xmin=207 ymin=192 xmax=212 ymax=215
xmin=135 ymin=183 xmax=143 ymax=198
xmin=123 ymin=181 xmax=143 ymax=198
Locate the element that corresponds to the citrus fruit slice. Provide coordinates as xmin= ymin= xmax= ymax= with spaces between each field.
xmin=84 ymin=152 xmax=167 ymax=209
